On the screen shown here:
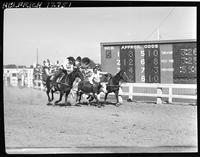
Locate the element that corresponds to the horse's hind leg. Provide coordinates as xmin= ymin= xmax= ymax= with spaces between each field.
xmin=51 ymin=90 xmax=54 ymax=101
xmin=114 ymin=91 xmax=120 ymax=107
xmin=64 ymin=90 xmax=71 ymax=106
xmin=76 ymin=92 xmax=82 ymax=106
xmin=103 ymin=92 xmax=109 ymax=104
xmin=93 ymin=93 xmax=101 ymax=108
xmin=46 ymin=88 xmax=51 ymax=102
xmin=55 ymin=91 xmax=64 ymax=104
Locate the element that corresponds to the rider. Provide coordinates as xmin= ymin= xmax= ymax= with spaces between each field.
xmin=90 ymin=65 xmax=108 ymax=85
xmin=52 ymin=56 xmax=75 ymax=84
xmin=80 ymin=57 xmax=91 ymax=80
xmin=74 ymin=56 xmax=82 ymax=69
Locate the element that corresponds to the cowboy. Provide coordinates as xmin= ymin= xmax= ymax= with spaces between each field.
xmin=80 ymin=57 xmax=91 ymax=80
xmin=90 ymin=65 xmax=108 ymax=85
xmin=74 ymin=56 xmax=82 ymax=69
xmin=52 ymin=56 xmax=75 ymax=84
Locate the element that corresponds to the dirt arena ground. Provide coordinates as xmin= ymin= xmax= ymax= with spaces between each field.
xmin=4 ymin=86 xmax=197 ymax=153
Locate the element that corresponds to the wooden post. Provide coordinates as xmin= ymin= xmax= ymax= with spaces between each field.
xmin=157 ymin=87 xmax=162 ymax=104
xmin=168 ymin=87 xmax=172 ymax=103
xmin=128 ymin=84 xmax=133 ymax=100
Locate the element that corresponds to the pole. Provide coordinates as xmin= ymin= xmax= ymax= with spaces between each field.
xmin=157 ymin=29 xmax=160 ymax=40
xmin=37 ymin=48 xmax=38 ymax=66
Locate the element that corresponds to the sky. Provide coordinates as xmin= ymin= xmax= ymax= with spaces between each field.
xmin=3 ymin=7 xmax=196 ymax=66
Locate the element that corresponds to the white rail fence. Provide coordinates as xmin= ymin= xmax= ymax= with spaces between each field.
xmin=32 ymin=81 xmax=197 ymax=104
xmin=119 ymin=83 xmax=197 ymax=104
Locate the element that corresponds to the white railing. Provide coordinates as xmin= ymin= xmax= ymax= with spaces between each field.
xmin=120 ymin=83 xmax=197 ymax=104
xmin=31 ymin=80 xmax=197 ymax=104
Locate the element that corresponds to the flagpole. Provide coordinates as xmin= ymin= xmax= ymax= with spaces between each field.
xmin=157 ymin=29 xmax=160 ymax=40
xmin=37 ymin=48 xmax=38 ymax=66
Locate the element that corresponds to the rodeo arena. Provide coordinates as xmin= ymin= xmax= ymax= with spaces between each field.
xmin=4 ymin=39 xmax=197 ymax=153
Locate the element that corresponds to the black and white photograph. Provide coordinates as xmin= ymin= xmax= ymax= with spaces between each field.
xmin=3 ymin=2 xmax=197 ymax=154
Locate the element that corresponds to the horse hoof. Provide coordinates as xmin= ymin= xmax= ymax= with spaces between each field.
xmin=47 ymin=102 xmax=52 ymax=106
xmin=75 ymin=104 xmax=81 ymax=107
xmin=116 ymin=103 xmax=121 ymax=107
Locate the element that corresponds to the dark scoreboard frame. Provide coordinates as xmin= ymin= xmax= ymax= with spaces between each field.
xmin=101 ymin=39 xmax=196 ymax=84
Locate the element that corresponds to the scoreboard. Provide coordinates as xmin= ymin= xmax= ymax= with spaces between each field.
xmin=101 ymin=39 xmax=196 ymax=84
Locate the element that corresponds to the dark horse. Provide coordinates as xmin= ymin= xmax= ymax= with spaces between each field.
xmin=76 ymin=81 xmax=106 ymax=107
xmin=103 ymin=70 xmax=129 ymax=107
xmin=46 ymin=68 xmax=84 ymax=105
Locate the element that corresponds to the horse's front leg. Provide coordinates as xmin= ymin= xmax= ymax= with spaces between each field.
xmin=93 ymin=93 xmax=101 ymax=108
xmin=55 ymin=91 xmax=64 ymax=104
xmin=114 ymin=91 xmax=121 ymax=107
xmin=51 ymin=89 xmax=54 ymax=101
xmin=46 ymin=88 xmax=51 ymax=102
xmin=65 ymin=90 xmax=71 ymax=106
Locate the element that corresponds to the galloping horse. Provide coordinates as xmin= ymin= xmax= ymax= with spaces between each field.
xmin=76 ymin=81 xmax=106 ymax=107
xmin=103 ymin=70 xmax=129 ymax=107
xmin=46 ymin=68 xmax=84 ymax=105
xmin=45 ymin=71 xmax=65 ymax=102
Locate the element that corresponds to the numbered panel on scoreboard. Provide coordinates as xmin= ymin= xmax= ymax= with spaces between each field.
xmin=173 ymin=43 xmax=197 ymax=78
xmin=144 ymin=44 xmax=161 ymax=83
xmin=120 ymin=45 xmax=135 ymax=82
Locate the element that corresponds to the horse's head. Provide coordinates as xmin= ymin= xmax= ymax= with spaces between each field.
xmin=100 ymin=73 xmax=112 ymax=82
xmin=73 ymin=68 xmax=84 ymax=81
xmin=119 ymin=70 xmax=129 ymax=82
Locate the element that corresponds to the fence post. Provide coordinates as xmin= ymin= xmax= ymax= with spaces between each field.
xmin=168 ymin=87 xmax=172 ymax=103
xmin=128 ymin=83 xmax=133 ymax=100
xmin=157 ymin=86 xmax=162 ymax=104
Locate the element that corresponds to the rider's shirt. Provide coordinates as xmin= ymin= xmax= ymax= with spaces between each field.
xmin=92 ymin=71 xmax=108 ymax=84
xmin=92 ymin=71 xmax=101 ymax=83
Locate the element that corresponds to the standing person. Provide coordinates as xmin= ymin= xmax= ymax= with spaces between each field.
xmin=55 ymin=60 xmax=61 ymax=71
xmin=43 ymin=60 xmax=50 ymax=76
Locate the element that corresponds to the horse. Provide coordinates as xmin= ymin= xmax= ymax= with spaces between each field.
xmin=76 ymin=81 xmax=106 ymax=107
xmin=46 ymin=68 xmax=84 ymax=106
xmin=45 ymin=70 xmax=65 ymax=102
xmin=81 ymin=73 xmax=112 ymax=104
xmin=103 ymin=70 xmax=129 ymax=107
xmin=55 ymin=68 xmax=84 ymax=105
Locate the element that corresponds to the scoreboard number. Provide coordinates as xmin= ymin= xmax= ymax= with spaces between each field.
xmin=141 ymin=59 xmax=145 ymax=65
xmin=141 ymin=67 xmax=145 ymax=73
xmin=141 ymin=50 xmax=145 ymax=56
xmin=153 ymin=50 xmax=159 ymax=56
xmin=129 ymin=59 xmax=134 ymax=65
xmin=141 ymin=75 xmax=145 ymax=82
xmin=116 ymin=59 xmax=120 ymax=65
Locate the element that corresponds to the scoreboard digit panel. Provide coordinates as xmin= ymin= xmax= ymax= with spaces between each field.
xmin=120 ymin=45 xmax=135 ymax=82
xmin=173 ymin=43 xmax=197 ymax=78
xmin=144 ymin=44 xmax=161 ymax=83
